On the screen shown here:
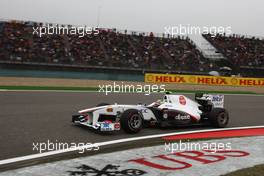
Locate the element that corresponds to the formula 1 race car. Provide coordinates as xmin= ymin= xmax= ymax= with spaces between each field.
xmin=72 ymin=93 xmax=229 ymax=134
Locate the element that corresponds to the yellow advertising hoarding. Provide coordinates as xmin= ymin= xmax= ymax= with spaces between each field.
xmin=145 ymin=73 xmax=264 ymax=87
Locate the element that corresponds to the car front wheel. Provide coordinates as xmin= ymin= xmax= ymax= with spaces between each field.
xmin=121 ymin=109 xmax=143 ymax=134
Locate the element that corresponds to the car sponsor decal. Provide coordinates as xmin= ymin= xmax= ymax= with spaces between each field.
xmin=114 ymin=123 xmax=120 ymax=130
xmin=101 ymin=123 xmax=115 ymax=131
xmin=174 ymin=114 xmax=190 ymax=120
xmin=211 ymin=95 xmax=224 ymax=108
xmin=140 ymin=109 xmax=148 ymax=113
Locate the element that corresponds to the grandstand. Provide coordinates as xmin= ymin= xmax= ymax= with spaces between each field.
xmin=0 ymin=20 xmax=212 ymax=75
xmin=0 ymin=20 xmax=264 ymax=77
xmin=203 ymin=33 xmax=264 ymax=77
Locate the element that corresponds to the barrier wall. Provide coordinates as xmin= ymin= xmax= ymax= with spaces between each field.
xmin=0 ymin=68 xmax=144 ymax=82
xmin=145 ymin=73 xmax=264 ymax=87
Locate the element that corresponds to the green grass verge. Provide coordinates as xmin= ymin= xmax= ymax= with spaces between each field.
xmin=0 ymin=85 xmax=261 ymax=95
xmin=221 ymin=164 xmax=264 ymax=176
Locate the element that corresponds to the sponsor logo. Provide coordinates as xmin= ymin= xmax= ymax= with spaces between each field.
xmin=114 ymin=123 xmax=120 ymax=130
xmin=145 ymin=73 xmax=264 ymax=87
xmin=211 ymin=95 xmax=224 ymax=108
xmin=179 ymin=96 xmax=186 ymax=105
xmin=67 ymin=149 xmax=250 ymax=175
xmin=239 ymin=79 xmax=264 ymax=86
xmin=175 ymin=114 xmax=190 ymax=120
xmin=197 ymin=77 xmax=227 ymax=85
xmin=212 ymin=95 xmax=224 ymax=102
xmin=129 ymin=149 xmax=249 ymax=171
xmin=140 ymin=109 xmax=148 ymax=113
xmin=103 ymin=123 xmax=110 ymax=128
xmin=101 ymin=123 xmax=114 ymax=131
xmin=154 ymin=75 xmax=186 ymax=83
xmin=68 ymin=164 xmax=146 ymax=176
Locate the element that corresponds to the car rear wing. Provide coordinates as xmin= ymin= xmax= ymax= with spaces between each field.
xmin=195 ymin=93 xmax=224 ymax=108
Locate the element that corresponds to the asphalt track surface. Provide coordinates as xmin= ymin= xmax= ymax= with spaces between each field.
xmin=0 ymin=91 xmax=263 ymax=161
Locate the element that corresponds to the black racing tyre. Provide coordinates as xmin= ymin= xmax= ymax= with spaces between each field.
xmin=208 ymin=108 xmax=229 ymax=128
xmin=72 ymin=114 xmax=80 ymax=123
xmin=96 ymin=103 xmax=110 ymax=107
xmin=120 ymin=109 xmax=143 ymax=134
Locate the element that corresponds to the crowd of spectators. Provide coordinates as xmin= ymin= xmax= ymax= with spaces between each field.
xmin=0 ymin=20 xmax=209 ymax=72
xmin=203 ymin=33 xmax=264 ymax=67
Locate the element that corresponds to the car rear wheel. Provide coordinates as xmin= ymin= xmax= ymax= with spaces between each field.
xmin=208 ymin=108 xmax=229 ymax=128
xmin=121 ymin=109 xmax=143 ymax=134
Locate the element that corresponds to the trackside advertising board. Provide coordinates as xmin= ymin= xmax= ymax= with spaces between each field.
xmin=145 ymin=73 xmax=264 ymax=87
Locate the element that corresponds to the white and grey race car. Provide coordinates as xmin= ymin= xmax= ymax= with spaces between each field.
xmin=72 ymin=93 xmax=229 ymax=134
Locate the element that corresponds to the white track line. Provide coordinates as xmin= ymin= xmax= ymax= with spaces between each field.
xmin=0 ymin=125 xmax=263 ymax=166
